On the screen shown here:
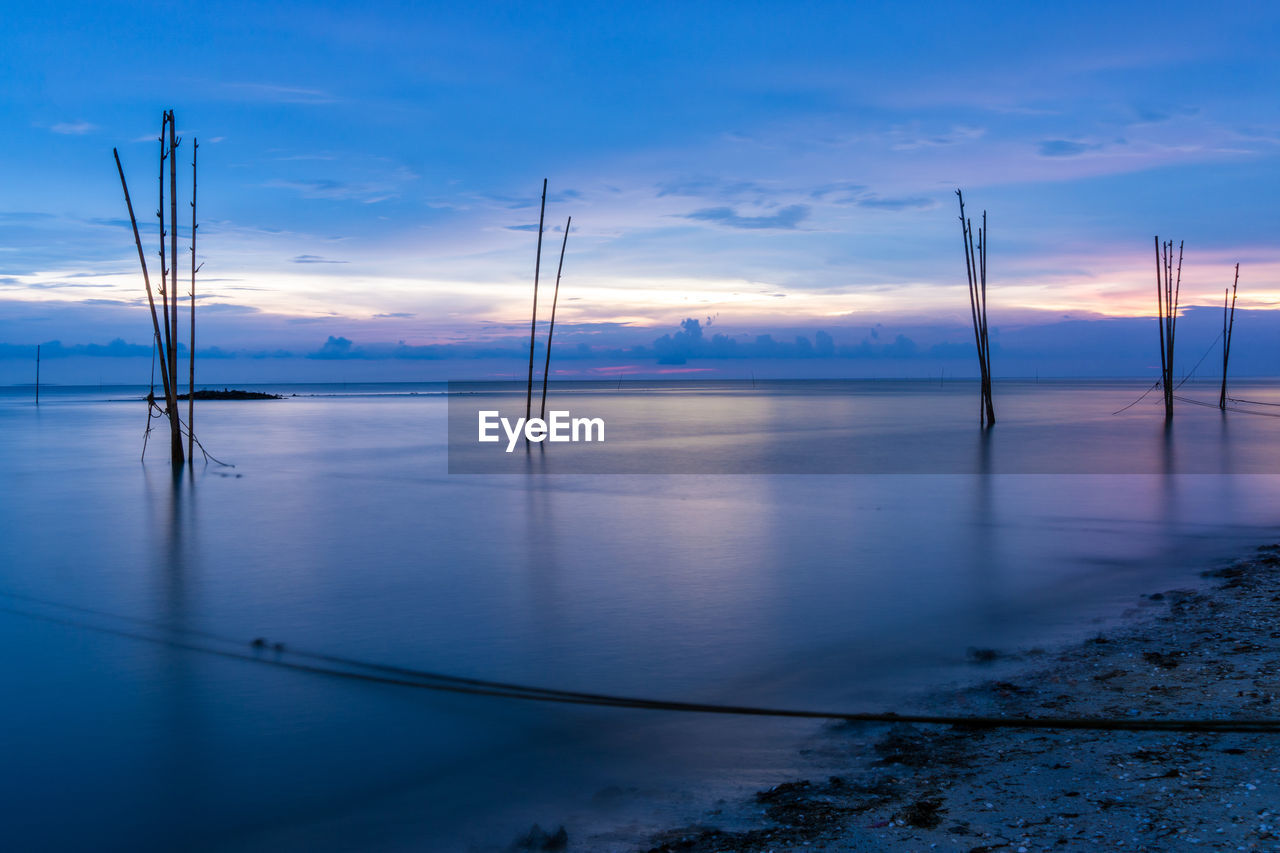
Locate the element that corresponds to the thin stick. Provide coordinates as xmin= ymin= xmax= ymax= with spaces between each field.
xmin=1171 ymin=240 xmax=1183 ymax=384
xmin=1165 ymin=240 xmax=1173 ymax=413
xmin=189 ymin=138 xmax=198 ymax=462
xmin=35 ymin=344 xmax=40 ymax=405
xmin=1154 ymin=237 xmax=1167 ymax=415
xmin=169 ymin=112 xmax=180 ymax=426
xmin=114 ymin=147 xmax=172 ymax=405
xmin=956 ymin=194 xmax=982 ymax=371
xmin=163 ymin=111 xmax=183 ymax=465
xmin=157 ymin=113 xmax=173 ymax=404
xmin=956 ymin=193 xmax=984 ymax=423
xmin=1220 ymin=263 xmax=1239 ymax=410
xmin=540 ymin=216 xmax=571 ymax=420
xmin=979 ymin=210 xmax=994 ymax=425
xmin=525 ymin=178 xmax=547 ymax=430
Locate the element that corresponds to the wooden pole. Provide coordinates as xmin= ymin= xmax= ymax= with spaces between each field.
xmin=1154 ymin=237 xmax=1167 ymax=417
xmin=165 ymin=112 xmax=184 ymax=465
xmin=189 ymin=138 xmax=198 ymax=462
xmin=1171 ymin=240 xmax=1183 ymax=389
xmin=1220 ymin=262 xmax=1239 ymax=410
xmin=540 ymin=216 xmax=571 ymax=420
xmin=154 ymin=110 xmax=183 ymax=465
xmin=114 ymin=147 xmax=172 ymax=405
xmin=525 ymin=178 xmax=547 ymax=430
xmin=35 ymin=344 xmax=40 ymax=405
xmin=979 ymin=210 xmax=994 ymax=425
xmin=1166 ymin=240 xmax=1172 ymax=413
xmin=169 ymin=113 xmax=181 ymax=451
xmin=157 ymin=113 xmax=172 ymax=400
xmin=956 ymin=192 xmax=982 ymax=423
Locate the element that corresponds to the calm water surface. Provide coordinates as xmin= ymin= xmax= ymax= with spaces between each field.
xmin=2 ymin=380 xmax=1279 ymax=851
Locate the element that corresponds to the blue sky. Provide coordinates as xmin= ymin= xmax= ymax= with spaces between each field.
xmin=3 ymin=1 xmax=1280 ymax=380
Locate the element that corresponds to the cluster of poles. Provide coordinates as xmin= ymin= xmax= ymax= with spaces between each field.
xmin=1154 ymin=238 xmax=1184 ymax=420
xmin=1151 ymin=237 xmax=1242 ymax=419
xmin=948 ymin=192 xmax=1244 ymax=427
xmin=523 ymin=179 xmax=573 ymax=430
xmin=956 ymin=190 xmax=995 ymax=427
xmin=98 ymin=126 xmax=1255 ymax=457
xmin=113 ymin=109 xmax=200 ymax=466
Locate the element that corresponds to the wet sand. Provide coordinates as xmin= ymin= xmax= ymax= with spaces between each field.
xmin=629 ymin=543 xmax=1280 ymax=852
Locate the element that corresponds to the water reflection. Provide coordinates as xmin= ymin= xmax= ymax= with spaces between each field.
xmin=7 ymin=385 xmax=1280 ymax=851
xmin=145 ymin=466 xmax=204 ymax=845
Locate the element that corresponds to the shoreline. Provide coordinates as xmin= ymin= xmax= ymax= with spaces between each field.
xmin=628 ymin=543 xmax=1280 ymax=852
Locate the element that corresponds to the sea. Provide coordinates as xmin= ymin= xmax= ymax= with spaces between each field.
xmin=2 ymin=379 xmax=1278 ymax=851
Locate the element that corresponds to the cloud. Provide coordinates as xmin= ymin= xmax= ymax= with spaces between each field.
xmin=683 ymin=204 xmax=810 ymax=230
xmin=196 ymin=302 xmax=262 ymax=314
xmin=656 ymin=177 xmax=778 ymax=201
xmin=0 ymin=338 xmax=152 ymax=358
xmin=1038 ymin=139 xmax=1102 ymax=157
xmin=291 ymin=254 xmax=348 ymax=264
xmin=1 ymin=279 xmax=116 ymax=290
xmin=266 ymin=167 xmax=416 ymax=203
xmin=373 ymin=312 xmax=415 ymax=319
xmin=856 ymin=195 xmax=937 ymax=211
xmin=274 ymin=153 xmax=339 ymax=162
xmin=809 ymin=184 xmax=935 ymax=209
xmin=652 ymin=319 xmax=847 ymax=363
xmin=50 ymin=121 xmax=96 ymax=135
xmin=1132 ymin=104 xmax=1200 ymax=124
xmin=268 ymin=179 xmax=389 ymax=202
xmin=809 ymin=181 xmax=867 ymax=202
xmin=0 ymin=211 xmax=56 ymax=223
xmin=888 ymin=124 xmax=985 ymax=151
xmin=84 ymin=217 xmax=133 ymax=229
xmin=222 ymin=83 xmax=336 ymax=104
xmin=311 ymin=335 xmax=354 ymax=358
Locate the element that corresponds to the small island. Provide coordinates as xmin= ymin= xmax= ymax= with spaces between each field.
xmin=162 ymin=388 xmax=283 ymax=401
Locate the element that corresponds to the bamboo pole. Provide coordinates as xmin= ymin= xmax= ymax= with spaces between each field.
xmin=525 ymin=179 xmax=547 ymax=431
xmin=189 ymin=138 xmax=198 ymax=462
xmin=155 ymin=110 xmax=183 ymax=465
xmin=114 ymin=147 xmax=172 ymax=405
xmin=956 ymin=190 xmax=994 ymax=426
xmin=169 ymin=113 xmax=180 ymax=423
xmin=1220 ymin=263 xmax=1239 ymax=410
xmin=167 ymin=112 xmax=184 ymax=465
xmin=1171 ymin=240 xmax=1183 ymax=389
xmin=1154 ymin=237 xmax=1167 ymax=416
xmin=540 ymin=216 xmax=571 ymax=420
xmin=956 ymin=193 xmax=983 ymax=419
xmin=978 ymin=210 xmax=994 ymax=425
xmin=1165 ymin=240 xmax=1173 ymax=417
xmin=1154 ymin=238 xmax=1183 ymax=420
xmin=157 ymin=114 xmax=173 ymax=400
xmin=1167 ymin=241 xmax=1172 ymax=414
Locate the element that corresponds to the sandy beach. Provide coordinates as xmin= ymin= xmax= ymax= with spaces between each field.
xmin=632 ymin=543 xmax=1280 ymax=852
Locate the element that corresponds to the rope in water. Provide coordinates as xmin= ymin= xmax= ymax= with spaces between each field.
xmin=1229 ymin=397 xmax=1280 ymax=408
xmin=1173 ymin=394 xmax=1280 ymax=418
xmin=1111 ymin=330 xmax=1223 ymax=415
xmin=3 ymin=589 xmax=1279 ymax=734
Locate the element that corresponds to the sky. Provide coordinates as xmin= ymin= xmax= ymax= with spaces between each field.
xmin=3 ymin=1 xmax=1280 ymax=382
